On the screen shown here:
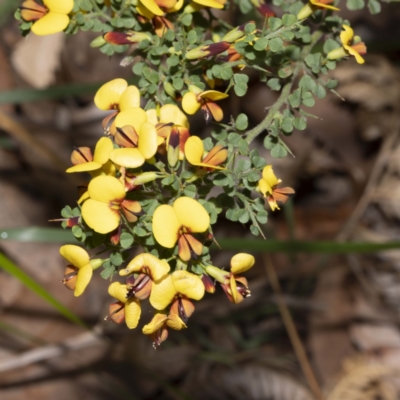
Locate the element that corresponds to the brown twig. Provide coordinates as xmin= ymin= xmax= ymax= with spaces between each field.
xmin=263 ymin=254 xmax=324 ymax=400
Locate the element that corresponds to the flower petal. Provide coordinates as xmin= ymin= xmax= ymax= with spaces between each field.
xmin=193 ymin=0 xmax=224 ymax=8
xmin=166 ymin=314 xmax=187 ymax=330
xmin=346 ymin=45 xmax=365 ymax=64
xmin=146 ymin=109 xmax=159 ymax=125
xmin=75 ymin=263 xmax=93 ymax=297
xmin=122 ymin=253 xmax=170 ymax=281
xmin=119 ymin=85 xmax=141 ymax=111
xmin=182 ymin=92 xmax=201 ymax=115
xmin=184 ymin=136 xmax=204 ymax=165
xmin=93 ymin=137 xmax=114 ymax=164
xmin=171 ymin=270 xmax=205 ymax=300
xmin=139 ymin=122 xmax=158 ymax=160
xmin=202 ymin=145 xmax=228 ymax=167
xmin=160 ymin=104 xmax=189 ymax=128
xmin=81 ymin=199 xmax=120 ymax=234
xmin=140 ymin=0 xmax=164 ymax=15
xmin=203 ymin=101 xmax=224 ymax=122
xmin=262 ymin=165 xmax=281 ymax=188
xmin=152 ymin=204 xmax=181 ymax=248
xmin=114 ymin=108 xmax=148 ymax=132
xmin=110 ymin=148 xmax=146 ymax=169
xmin=340 ymin=24 xmax=354 ymax=46
xmin=173 ymin=197 xmax=210 ymax=233
xmin=94 ymin=78 xmax=127 ymax=111
xmin=143 ymin=313 xmax=168 ymax=334
xmin=31 ymin=13 xmax=70 ymax=35
xmin=43 ymin=0 xmax=74 ymax=13
xmin=125 ymin=298 xmax=141 ymax=329
xmin=88 ymin=175 xmax=125 ymax=203
xmin=230 ymin=253 xmax=255 ymax=274
xmin=150 ymin=275 xmax=176 ymax=310
xmin=59 ymin=245 xmax=90 ymax=268
xmin=199 ymin=90 xmax=229 ymax=101
xmin=66 ymin=162 xmax=102 ymax=173
xmin=108 ymin=282 xmax=128 ymax=303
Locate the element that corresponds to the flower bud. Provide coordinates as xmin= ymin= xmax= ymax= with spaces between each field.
xmin=222 ymin=22 xmax=249 ymax=43
xmin=326 ymin=47 xmax=347 ymax=61
xmin=205 ymin=265 xmax=229 ymax=283
xmin=90 ymin=36 xmax=107 ymax=48
xmin=89 ymin=259 xmax=103 ymax=270
xmin=297 ymin=3 xmax=314 ymax=20
xmin=163 ymin=81 xmax=177 ymax=99
xmin=133 ymin=172 xmax=161 ymax=185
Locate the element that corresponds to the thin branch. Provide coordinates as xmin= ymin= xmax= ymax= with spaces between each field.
xmin=263 ymin=254 xmax=324 ymax=400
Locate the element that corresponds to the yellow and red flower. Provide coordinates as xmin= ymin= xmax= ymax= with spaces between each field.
xmin=81 ymin=175 xmax=141 ymax=234
xmin=60 ymin=245 xmax=103 ymax=297
xmin=256 ymin=165 xmax=295 ymax=211
xmin=297 ymin=0 xmax=339 ymax=20
xmin=152 ymin=197 xmax=210 ymax=261
xmin=327 ymin=25 xmax=367 ymax=65
xmin=119 ymin=253 xmax=170 ymax=300
xmin=149 ymin=270 xmax=205 ymax=323
xmin=20 ymin=0 xmax=73 ymax=36
xmin=107 ymin=282 xmax=141 ymax=329
xmin=184 ymin=136 xmax=228 ymax=170
xmin=182 ymin=86 xmax=228 ymax=124
xmin=206 ymin=253 xmax=255 ymax=304
xmin=67 ymin=137 xmax=115 ymax=176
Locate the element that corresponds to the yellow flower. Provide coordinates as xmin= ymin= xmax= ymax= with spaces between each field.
xmin=152 ymin=197 xmax=210 ymax=261
xmin=136 ymin=0 xmax=183 ymax=17
xmin=206 ymin=253 xmax=255 ymax=304
xmin=107 ymin=282 xmax=141 ymax=329
xmin=20 ymin=0 xmax=73 ymax=36
xmin=94 ymin=79 xmax=145 ymax=129
xmin=184 ymin=136 xmax=228 ymax=170
xmin=67 ymin=137 xmax=115 ymax=175
xmin=119 ymin=253 xmax=170 ymax=300
xmin=81 ymin=175 xmax=141 ymax=234
xmin=60 ymin=245 xmax=103 ymax=297
xmin=297 ymin=0 xmax=339 ymax=19
xmin=185 ymin=0 xmax=226 ymax=12
xmin=327 ymin=25 xmax=367 ymax=65
xmin=182 ymin=86 xmax=228 ymax=123
xmin=109 ymin=123 xmax=158 ymax=169
xmin=256 ymin=165 xmax=295 ymax=211
xmin=143 ymin=312 xmax=187 ymax=348
xmin=149 ymin=270 xmax=205 ymax=324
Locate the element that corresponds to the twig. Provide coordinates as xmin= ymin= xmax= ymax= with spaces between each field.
xmin=263 ymin=254 xmax=324 ymax=400
xmin=337 ymin=120 xmax=399 ymax=242
xmin=0 ymin=326 xmax=105 ymax=373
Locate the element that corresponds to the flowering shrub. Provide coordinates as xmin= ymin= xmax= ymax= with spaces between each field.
xmin=16 ymin=0 xmax=377 ymax=348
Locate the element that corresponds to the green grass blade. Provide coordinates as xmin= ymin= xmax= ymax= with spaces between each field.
xmin=0 ymin=320 xmax=47 ymax=346
xmin=0 ymin=252 xmax=87 ymax=328
xmin=2 ymin=227 xmax=400 ymax=254
xmin=217 ymin=238 xmax=400 ymax=253
xmin=0 ymin=227 xmax=77 ymax=243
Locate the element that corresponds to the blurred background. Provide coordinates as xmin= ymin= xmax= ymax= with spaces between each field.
xmin=1 ymin=1 xmax=400 ymax=399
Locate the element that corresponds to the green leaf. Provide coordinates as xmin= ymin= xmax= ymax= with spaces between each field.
xmin=267 ymin=78 xmax=281 ymax=91
xmin=245 ymin=22 xmax=256 ymax=33
xmin=183 ymin=185 xmax=197 ymax=198
xmin=347 ymin=0 xmax=365 ymax=10
xmin=237 ymin=209 xmax=250 ymax=224
xmin=271 ymin=143 xmax=288 ymax=158
xmin=120 ymin=232 xmax=134 ymax=249
xmin=323 ymin=38 xmax=340 ymax=54
xmin=269 ymin=37 xmax=284 ymax=52
xmin=110 ymin=252 xmax=123 ymax=267
xmin=282 ymin=14 xmax=297 ymax=26
xmin=288 ymin=88 xmax=301 ymax=108
xmin=256 ymin=210 xmax=268 ymax=224
xmin=299 ymin=75 xmax=317 ymax=92
xmin=269 ymin=17 xmax=282 ymax=31
xmin=181 ymin=13 xmax=193 ymax=26
xmin=301 ymin=91 xmax=315 ymax=107
xmin=253 ymin=37 xmax=269 ymax=51
xmin=187 ymin=30 xmax=197 ymax=44
xmin=368 ymin=0 xmax=381 ymax=13
xmin=0 ymin=252 xmax=86 ymax=327
xmin=293 ymin=116 xmax=307 ymax=130
xmin=236 ymin=113 xmax=248 ymax=130
xmin=281 ymin=117 xmax=293 ymax=133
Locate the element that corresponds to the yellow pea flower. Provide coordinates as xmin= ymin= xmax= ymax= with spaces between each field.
xmin=184 ymin=0 xmax=226 ymax=12
xmin=327 ymin=25 xmax=367 ymax=65
xmin=20 ymin=0 xmax=73 ymax=36
xmin=297 ymin=0 xmax=339 ymax=19
xmin=149 ymin=270 xmax=205 ymax=323
xmin=136 ymin=0 xmax=183 ymax=17
xmin=152 ymin=197 xmax=210 ymax=261
xmin=94 ymin=79 xmax=144 ymax=129
xmin=109 ymin=122 xmax=158 ymax=169
xmin=184 ymin=136 xmax=228 ymax=170
xmin=60 ymin=245 xmax=103 ymax=297
xmin=256 ymin=165 xmax=295 ymax=211
xmin=81 ymin=175 xmax=141 ymax=234
xmin=143 ymin=312 xmax=187 ymax=348
xmin=107 ymin=282 xmax=141 ymax=329
xmin=119 ymin=253 xmax=170 ymax=300
xmin=182 ymin=86 xmax=228 ymax=124
xmin=67 ymin=137 xmax=115 ymax=176
xmin=206 ymin=253 xmax=255 ymax=304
